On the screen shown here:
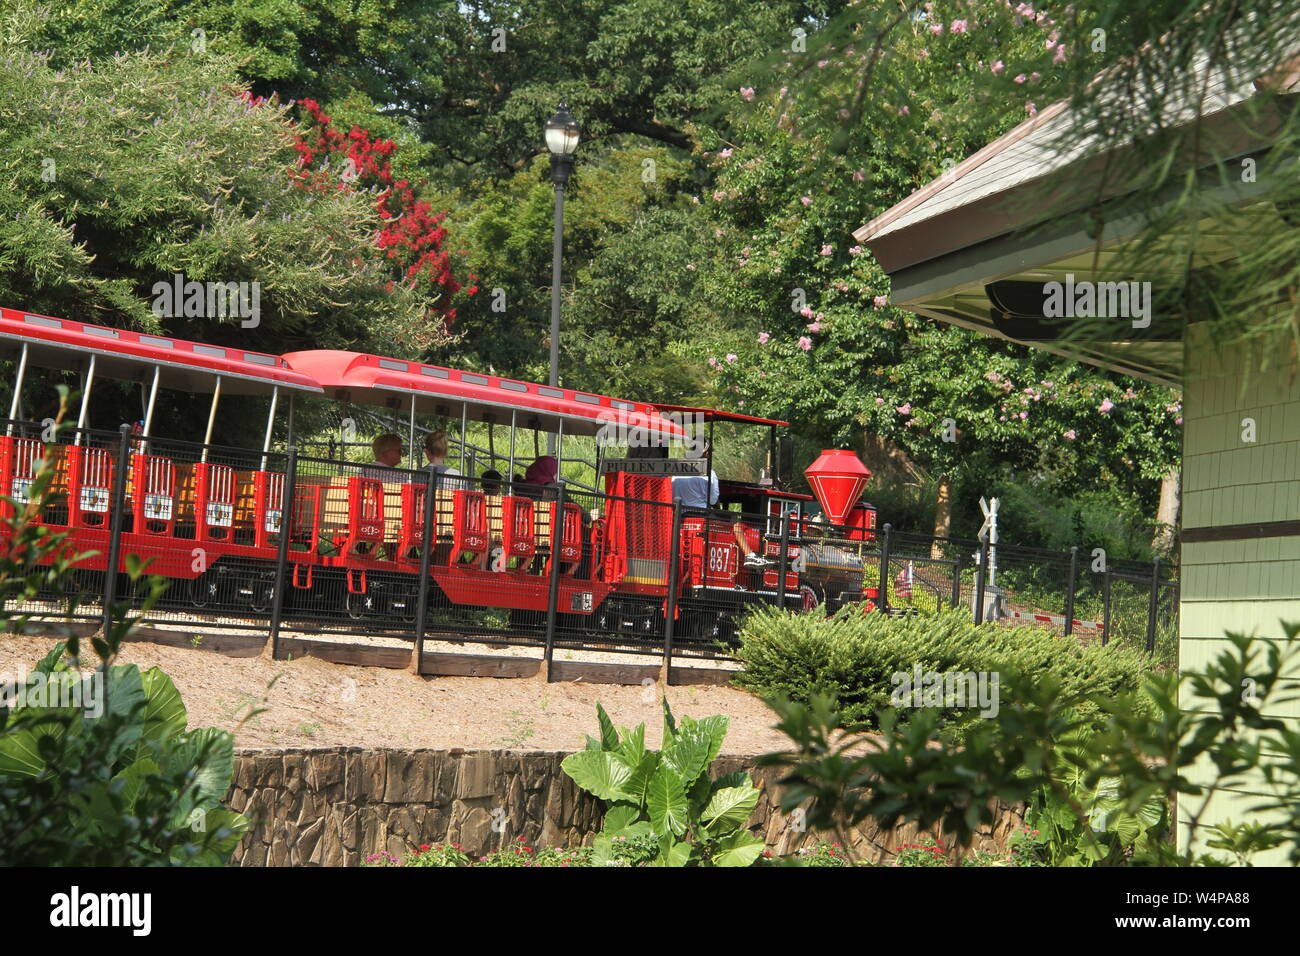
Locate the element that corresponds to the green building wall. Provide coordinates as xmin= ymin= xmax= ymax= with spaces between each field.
xmin=1179 ymin=322 xmax=1300 ymax=863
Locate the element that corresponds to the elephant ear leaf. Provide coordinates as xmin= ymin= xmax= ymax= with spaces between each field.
xmin=701 ymin=785 xmax=761 ymax=832
xmin=596 ymin=701 xmax=619 ymax=751
xmin=694 ymin=715 xmax=729 ymax=767
xmin=602 ymin=802 xmax=641 ymax=834
xmin=562 ymin=750 xmax=632 ymax=802
xmin=32 ymin=642 xmax=70 ymax=675
xmin=711 ymin=829 xmax=765 ymax=868
xmin=662 ymin=724 xmax=712 ymax=787
xmin=0 ymin=727 xmax=45 ymax=777
xmin=646 ymin=766 xmax=689 ymax=837
xmin=140 ymin=668 xmax=187 ymax=745
xmin=661 ymin=697 xmax=677 ymax=743
xmin=654 ymin=835 xmax=692 ymax=867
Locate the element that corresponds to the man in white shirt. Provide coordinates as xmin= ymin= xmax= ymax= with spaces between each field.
xmin=671 ymin=441 xmax=772 ymax=568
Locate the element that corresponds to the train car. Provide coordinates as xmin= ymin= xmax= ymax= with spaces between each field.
xmin=0 ymin=306 xmax=319 ymax=612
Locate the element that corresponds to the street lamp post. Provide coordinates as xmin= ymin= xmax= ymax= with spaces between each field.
xmin=545 ymin=103 xmax=579 ymax=455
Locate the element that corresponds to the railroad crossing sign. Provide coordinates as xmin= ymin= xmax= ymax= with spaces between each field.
xmin=977 ymin=496 xmax=999 ymax=587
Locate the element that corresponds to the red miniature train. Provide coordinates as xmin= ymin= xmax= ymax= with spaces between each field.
xmin=0 ymin=306 xmax=879 ymax=647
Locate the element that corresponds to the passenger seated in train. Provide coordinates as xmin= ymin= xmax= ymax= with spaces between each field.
xmin=422 ymin=430 xmax=466 ymax=488
xmin=479 ymin=469 xmax=504 ymax=495
xmin=361 ymin=433 xmax=404 ymax=480
xmin=671 ymin=441 xmax=773 ymax=569
xmin=517 ymin=455 xmax=559 ymax=500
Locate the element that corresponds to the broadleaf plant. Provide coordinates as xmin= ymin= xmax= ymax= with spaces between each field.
xmin=563 ymin=699 xmax=764 ymax=867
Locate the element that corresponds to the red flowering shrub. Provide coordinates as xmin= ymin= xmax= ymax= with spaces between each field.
xmin=281 ymin=97 xmax=476 ymax=342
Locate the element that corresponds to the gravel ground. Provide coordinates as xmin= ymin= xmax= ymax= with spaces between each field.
xmin=0 ymin=632 xmax=786 ymax=755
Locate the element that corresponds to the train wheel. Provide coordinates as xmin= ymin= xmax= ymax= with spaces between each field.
xmin=190 ymin=572 xmax=218 ymax=609
xmin=345 ymin=588 xmax=373 ymax=620
xmin=249 ymin=575 xmax=275 ymax=614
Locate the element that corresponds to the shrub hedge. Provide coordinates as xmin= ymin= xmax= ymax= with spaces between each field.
xmin=732 ymin=606 xmax=1156 ymax=737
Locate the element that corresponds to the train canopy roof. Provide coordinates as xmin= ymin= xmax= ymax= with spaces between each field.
xmin=653 ymin=403 xmax=790 ymax=428
xmin=281 ymin=350 xmax=688 ymax=440
xmin=0 ymin=308 xmax=321 ymax=395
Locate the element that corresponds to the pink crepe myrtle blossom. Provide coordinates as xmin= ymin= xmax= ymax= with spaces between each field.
xmin=718 ymin=147 xmax=733 ymax=158
xmin=800 ymin=306 xmax=814 ymax=318
xmin=873 ymin=295 xmax=888 ymax=308
xmin=950 ymin=19 xmax=968 ymax=33
xmin=1175 ymin=417 xmax=1183 ymax=425
xmin=1019 ymin=411 xmax=1028 ymax=420
xmin=930 ymin=23 xmax=944 ymax=34
xmin=816 ymin=59 xmax=829 ymax=68
xmin=740 ymin=87 xmax=755 ymax=101
xmin=1014 ymin=73 xmax=1027 ymax=84
xmin=798 ymin=336 xmax=813 ymax=351
xmin=991 ymin=60 xmax=1005 ymax=74
xmin=758 ymin=331 xmax=770 ymax=344
xmin=875 ymin=397 xmax=885 ymax=405
xmin=852 ymin=169 xmax=865 ymax=182
xmin=1053 ymin=45 xmax=1067 ymax=63
xmin=895 ymin=402 xmax=912 ymax=415
xmin=849 ymin=245 xmax=863 ymax=255
xmin=712 ymin=190 xmax=726 ymax=201
xmin=725 ymin=353 xmax=738 ymax=363
xmin=1063 ymin=429 xmax=1077 ymax=440
xmin=1098 ymin=398 xmax=1115 ymax=414
xmin=898 ymin=105 xmax=910 ymax=116
xmin=807 ymin=321 xmax=822 ymax=332
xmin=820 ymin=244 xmax=834 ymax=256
xmin=707 ymin=357 xmax=718 ymax=368
xmin=800 ymin=195 xmax=813 ymax=206
xmin=1026 ymin=102 xmax=1037 ymax=117
xmin=686 ymin=263 xmax=695 ymax=270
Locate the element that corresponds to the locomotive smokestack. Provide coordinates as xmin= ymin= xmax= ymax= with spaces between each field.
xmin=804 ymin=449 xmax=872 ymax=527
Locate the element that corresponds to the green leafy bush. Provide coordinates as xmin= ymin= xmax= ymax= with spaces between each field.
xmin=734 ymin=606 xmax=1155 ymax=738
xmin=0 ymin=410 xmax=247 ymax=865
xmin=560 ymin=699 xmax=765 ymax=867
xmin=759 ymin=625 xmax=1300 ymax=866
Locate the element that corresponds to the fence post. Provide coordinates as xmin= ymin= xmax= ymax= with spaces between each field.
xmin=776 ymin=512 xmax=791 ymax=609
xmin=268 ymin=445 xmax=298 ymax=661
xmin=1063 ymin=546 xmax=1079 ymax=638
xmin=878 ymin=523 xmax=893 ymax=614
xmin=660 ymin=499 xmax=683 ymax=687
xmin=950 ymin=550 xmax=962 ymax=609
xmin=101 ymin=423 xmax=132 ymax=636
xmin=1146 ymin=556 xmax=1162 ymax=653
xmin=411 ymin=467 xmax=439 ymax=676
xmin=973 ymin=535 xmax=989 ymax=624
xmin=543 ymin=485 xmax=567 ymax=682
xmin=1101 ymin=571 xmax=1112 ymax=646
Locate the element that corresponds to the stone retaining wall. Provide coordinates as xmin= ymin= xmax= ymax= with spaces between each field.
xmin=228 ymin=747 xmax=1023 ymax=866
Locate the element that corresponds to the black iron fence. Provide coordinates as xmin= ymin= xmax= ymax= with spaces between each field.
xmin=5 ymin=424 xmax=1179 ymax=684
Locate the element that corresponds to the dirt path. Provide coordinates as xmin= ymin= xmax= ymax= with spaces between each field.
xmin=0 ymin=634 xmax=788 ymax=755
